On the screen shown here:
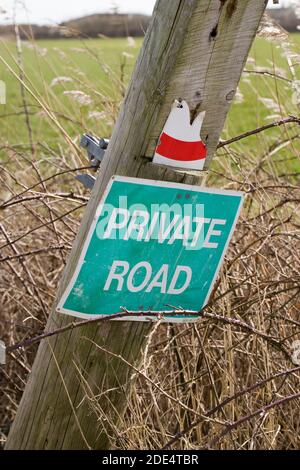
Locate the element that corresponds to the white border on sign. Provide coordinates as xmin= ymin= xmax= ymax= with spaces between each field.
xmin=57 ymin=176 xmax=244 ymax=323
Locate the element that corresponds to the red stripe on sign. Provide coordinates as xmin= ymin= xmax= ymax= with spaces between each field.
xmin=156 ymin=132 xmax=207 ymax=162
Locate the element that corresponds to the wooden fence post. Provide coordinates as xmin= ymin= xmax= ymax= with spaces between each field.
xmin=5 ymin=0 xmax=267 ymax=450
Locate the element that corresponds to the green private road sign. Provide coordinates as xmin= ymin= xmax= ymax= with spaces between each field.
xmin=57 ymin=176 xmax=244 ymax=322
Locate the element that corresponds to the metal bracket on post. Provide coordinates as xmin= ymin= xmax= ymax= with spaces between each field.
xmin=0 ymin=340 xmax=6 ymax=365
xmin=76 ymin=134 xmax=109 ymax=190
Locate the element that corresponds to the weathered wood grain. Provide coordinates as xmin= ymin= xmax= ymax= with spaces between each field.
xmin=144 ymin=0 xmax=269 ymax=167
xmin=5 ymin=0 xmax=267 ymax=450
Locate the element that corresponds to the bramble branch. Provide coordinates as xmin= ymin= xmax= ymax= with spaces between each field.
xmin=218 ymin=116 xmax=300 ymax=148
xmin=6 ymin=309 xmax=291 ymax=363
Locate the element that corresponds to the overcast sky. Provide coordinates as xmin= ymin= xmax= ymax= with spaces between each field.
xmin=0 ymin=0 xmax=292 ymax=25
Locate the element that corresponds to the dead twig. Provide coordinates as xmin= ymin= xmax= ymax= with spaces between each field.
xmin=218 ymin=117 xmax=300 ymax=148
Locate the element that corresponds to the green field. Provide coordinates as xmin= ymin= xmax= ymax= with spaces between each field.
xmin=0 ymin=34 xmax=300 ymax=173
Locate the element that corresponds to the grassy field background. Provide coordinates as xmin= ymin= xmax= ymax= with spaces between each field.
xmin=0 ymin=37 xmax=142 ymax=146
xmin=0 ymin=34 xmax=300 ymax=167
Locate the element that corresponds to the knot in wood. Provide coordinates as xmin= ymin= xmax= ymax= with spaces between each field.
xmin=226 ymin=90 xmax=235 ymax=101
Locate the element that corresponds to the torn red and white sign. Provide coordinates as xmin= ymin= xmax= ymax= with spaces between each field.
xmin=153 ymin=100 xmax=207 ymax=170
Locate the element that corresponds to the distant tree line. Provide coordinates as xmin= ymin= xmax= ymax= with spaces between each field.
xmin=0 ymin=24 xmax=63 ymax=39
xmin=0 ymin=9 xmax=298 ymax=40
xmin=0 ymin=14 xmax=151 ymax=39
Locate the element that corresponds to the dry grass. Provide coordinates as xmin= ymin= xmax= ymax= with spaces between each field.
xmin=0 ymin=24 xmax=300 ymax=450
xmin=114 ymin=162 xmax=300 ymax=450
